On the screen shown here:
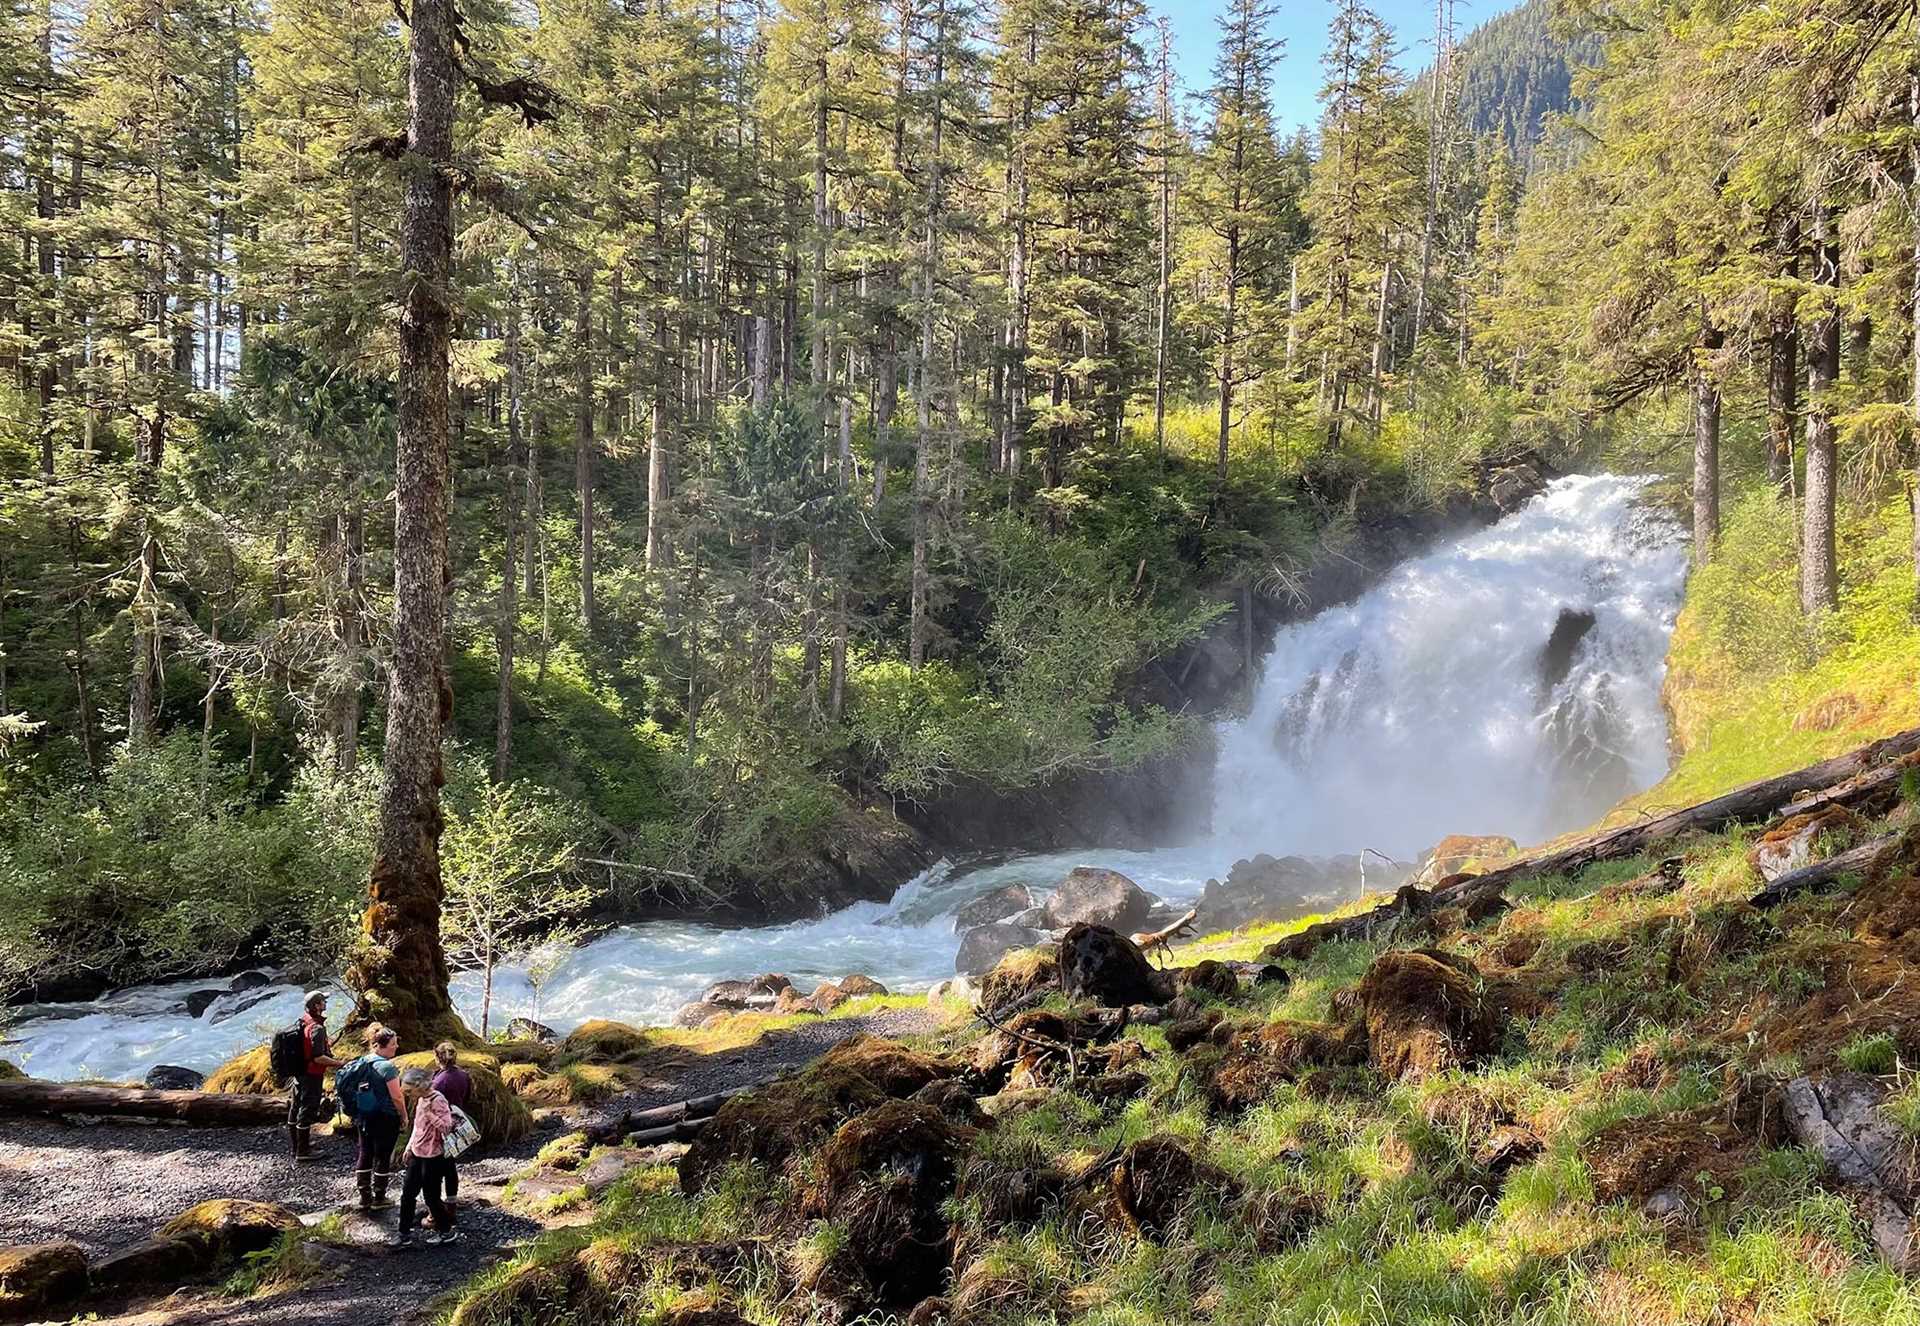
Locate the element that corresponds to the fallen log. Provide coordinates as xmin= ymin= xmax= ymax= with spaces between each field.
xmin=1435 ymin=726 xmax=1920 ymax=905
xmin=1258 ymin=729 xmax=1920 ymax=968
xmin=1749 ymin=835 xmax=1901 ymax=909
xmin=0 ymin=1079 xmax=287 ymax=1125
xmin=583 ymin=1084 xmax=755 ymax=1145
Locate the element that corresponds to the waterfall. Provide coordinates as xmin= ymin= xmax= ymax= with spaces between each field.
xmin=1210 ymin=472 xmax=1687 ymax=860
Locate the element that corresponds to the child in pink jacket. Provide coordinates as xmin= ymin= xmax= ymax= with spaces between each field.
xmin=395 ymin=1066 xmax=460 ymax=1247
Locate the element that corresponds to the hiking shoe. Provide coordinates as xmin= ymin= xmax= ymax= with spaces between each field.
xmin=367 ymin=1196 xmax=395 ymax=1210
xmin=426 ymin=1230 xmax=461 ymax=1245
xmin=391 ymin=1232 xmax=414 ymax=1248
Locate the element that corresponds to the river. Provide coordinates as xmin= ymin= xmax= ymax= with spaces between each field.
xmin=3 ymin=472 xmax=1687 ymax=1083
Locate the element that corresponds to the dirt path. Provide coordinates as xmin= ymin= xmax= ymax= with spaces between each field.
xmin=0 ymin=1008 xmax=934 ymax=1325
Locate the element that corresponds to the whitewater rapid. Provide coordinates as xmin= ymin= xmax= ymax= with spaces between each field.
xmin=4 ymin=473 xmax=1687 ymax=1082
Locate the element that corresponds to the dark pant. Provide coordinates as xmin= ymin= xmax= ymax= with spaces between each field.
xmin=355 ymin=1112 xmax=401 ymax=1186
xmin=399 ymin=1155 xmax=455 ymax=1234
xmin=287 ymin=1075 xmax=326 ymax=1127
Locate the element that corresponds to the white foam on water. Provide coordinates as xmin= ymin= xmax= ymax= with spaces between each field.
xmin=5 ymin=474 xmax=1686 ymax=1082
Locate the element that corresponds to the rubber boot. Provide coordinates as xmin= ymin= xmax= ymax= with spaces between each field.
xmin=369 ymin=1172 xmax=395 ymax=1211
xmin=356 ymin=1171 xmax=374 ymax=1213
xmin=294 ymin=1127 xmax=316 ymax=1164
xmin=286 ymin=1125 xmax=301 ymax=1159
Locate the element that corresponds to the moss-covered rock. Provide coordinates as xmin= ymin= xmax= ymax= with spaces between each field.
xmin=204 ymin=1044 xmax=278 ymax=1095
xmin=0 ymin=1241 xmax=87 ymax=1320
xmin=678 ymin=1037 xmax=956 ymax=1195
xmin=977 ymin=946 xmax=1059 ymax=1012
xmin=0 ymin=1061 xmax=24 ymax=1082
xmin=1188 ymin=1019 xmax=1365 ymax=1115
xmin=805 ymin=1099 xmax=977 ymax=1303
xmin=158 ymin=1200 xmax=301 ymax=1263
xmin=1357 ymin=949 xmax=1502 ymax=1082
xmin=558 ymin=1019 xmax=655 ymax=1064
xmin=1106 ymin=1135 xmax=1240 ymax=1240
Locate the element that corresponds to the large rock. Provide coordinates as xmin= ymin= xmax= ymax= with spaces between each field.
xmin=1194 ymin=855 xmax=1333 ymax=933
xmin=159 ymin=1200 xmax=301 ymax=1263
xmin=506 ymin=1016 xmax=559 ymax=1043
xmin=89 ymin=1236 xmax=202 ymax=1294
xmin=226 ymin=970 xmax=272 ymax=993
xmin=1357 ymin=950 xmax=1501 ymax=1081
xmin=675 ymin=1001 xmax=728 ymax=1029
xmin=1751 ymin=806 xmax=1862 ymax=883
xmin=1414 ymin=835 xmax=1518 ymax=886
xmin=1043 ymin=867 xmax=1156 ymax=932
xmin=1056 ymin=924 xmax=1170 ymax=1008
xmin=182 ymin=989 xmax=224 ymax=1019
xmin=956 ymin=922 xmax=1044 ymax=977
xmin=838 ymin=974 xmax=888 ymax=998
xmin=143 ymin=1064 xmax=206 ymax=1092
xmin=678 ymin=1037 xmax=955 ymax=1195
xmin=0 ymin=1242 xmax=87 ymax=1320
xmin=955 ymin=884 xmax=1035 ymax=931
xmin=207 ymin=988 xmax=279 ymax=1023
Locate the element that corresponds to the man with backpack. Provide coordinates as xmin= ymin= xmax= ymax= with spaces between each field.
xmin=333 ymin=1024 xmax=408 ymax=1213
xmin=271 ymin=991 xmax=340 ymax=1164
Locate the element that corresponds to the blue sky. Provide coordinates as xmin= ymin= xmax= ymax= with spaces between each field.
xmin=1161 ymin=0 xmax=1519 ymax=135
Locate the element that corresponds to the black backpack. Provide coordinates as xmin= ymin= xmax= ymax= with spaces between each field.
xmin=269 ymin=1022 xmax=308 ymax=1084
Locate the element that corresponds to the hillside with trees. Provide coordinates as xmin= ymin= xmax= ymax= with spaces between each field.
xmin=1439 ymin=0 xmax=1604 ymax=158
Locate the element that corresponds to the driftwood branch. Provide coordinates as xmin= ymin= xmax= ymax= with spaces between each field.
xmin=0 ymin=1080 xmax=287 ymax=1125
xmin=583 ymin=1084 xmax=756 ymax=1146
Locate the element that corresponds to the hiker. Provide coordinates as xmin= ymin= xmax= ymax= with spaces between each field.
xmin=285 ymin=991 xmax=339 ymax=1164
xmin=395 ymin=1066 xmax=460 ymax=1247
xmin=430 ymin=1042 xmax=472 ymax=1208
xmin=335 ymin=1024 xmax=407 ymax=1213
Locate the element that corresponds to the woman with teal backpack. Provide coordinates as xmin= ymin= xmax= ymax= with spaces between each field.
xmin=332 ymin=1024 xmax=407 ymax=1213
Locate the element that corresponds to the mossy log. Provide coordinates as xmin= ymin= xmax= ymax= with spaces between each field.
xmin=0 ymin=1079 xmax=286 ymax=1125
xmin=1436 ymin=726 xmax=1920 ymax=905
xmin=1749 ymin=834 xmax=1902 ymax=909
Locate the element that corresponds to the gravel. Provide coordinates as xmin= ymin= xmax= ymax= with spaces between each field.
xmin=0 ymin=1006 xmax=937 ymax=1325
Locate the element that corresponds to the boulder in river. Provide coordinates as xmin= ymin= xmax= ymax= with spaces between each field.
xmin=811 ymin=981 xmax=849 ymax=1013
xmin=955 ymin=883 xmax=1035 ymax=931
xmin=181 ymin=989 xmax=224 ymax=1019
xmin=225 ymin=971 xmax=272 ymax=994
xmin=1056 ymin=924 xmax=1170 ymax=1008
xmin=674 ymin=1001 xmax=729 ymax=1029
xmin=956 ymin=922 xmax=1044 ymax=976
xmin=207 ymin=987 xmax=279 ymax=1024
xmin=838 ymin=974 xmax=888 ymax=998
xmin=0 ymin=1241 xmax=87 ymax=1320
xmin=142 ymin=1065 xmax=205 ymax=1092
xmin=1194 ymin=855 xmax=1332 ymax=933
xmin=506 ymin=1016 xmax=559 ymax=1043
xmin=1042 ymin=867 xmax=1157 ymax=933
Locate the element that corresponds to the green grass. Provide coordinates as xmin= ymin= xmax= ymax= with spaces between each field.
xmin=221 ymin=1215 xmax=346 ymax=1299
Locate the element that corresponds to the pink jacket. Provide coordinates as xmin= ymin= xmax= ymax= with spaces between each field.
xmin=408 ymin=1089 xmax=455 ymax=1158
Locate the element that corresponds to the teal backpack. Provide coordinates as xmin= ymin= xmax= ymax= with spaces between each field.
xmin=333 ymin=1055 xmax=390 ymax=1121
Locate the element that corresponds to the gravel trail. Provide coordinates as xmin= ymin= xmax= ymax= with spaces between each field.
xmin=0 ymin=1007 xmax=935 ymax=1325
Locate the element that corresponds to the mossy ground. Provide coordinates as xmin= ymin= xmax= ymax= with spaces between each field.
xmin=442 ymin=787 xmax=1920 ymax=1325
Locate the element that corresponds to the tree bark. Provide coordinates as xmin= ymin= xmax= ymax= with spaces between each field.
xmin=1766 ymin=216 xmax=1799 ymax=490
xmin=1803 ymin=205 xmax=1840 ymax=616
xmin=493 ymin=296 xmax=523 ymax=784
xmin=909 ymin=6 xmax=945 ymax=672
xmin=343 ymin=0 xmax=462 ymax=1047
xmin=1152 ymin=18 xmax=1173 ymax=465
xmin=574 ymin=268 xmax=596 ymax=632
xmin=1691 ymin=320 xmax=1724 ymax=566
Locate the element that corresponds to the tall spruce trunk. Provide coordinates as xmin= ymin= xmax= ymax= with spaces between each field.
xmin=1909 ymin=72 xmax=1920 ymax=595
xmin=1691 ymin=321 xmax=1724 ymax=566
xmin=1802 ymin=205 xmax=1840 ymax=616
xmin=574 ymin=269 xmax=596 ymax=631
xmin=1153 ymin=20 xmax=1173 ymax=464
xmin=494 ymin=298 xmax=523 ymax=784
xmin=910 ymin=6 xmax=945 ymax=672
xmin=1767 ymin=216 xmax=1800 ymax=489
xmin=344 ymin=0 xmax=460 ymax=1045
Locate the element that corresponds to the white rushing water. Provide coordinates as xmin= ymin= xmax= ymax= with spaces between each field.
xmin=4 ymin=473 xmax=1686 ymax=1082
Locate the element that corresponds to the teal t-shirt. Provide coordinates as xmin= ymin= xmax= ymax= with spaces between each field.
xmin=347 ymin=1053 xmax=401 ymax=1115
